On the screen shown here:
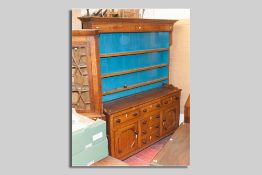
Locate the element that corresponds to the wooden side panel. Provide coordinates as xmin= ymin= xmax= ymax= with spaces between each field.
xmin=184 ymin=95 xmax=190 ymax=123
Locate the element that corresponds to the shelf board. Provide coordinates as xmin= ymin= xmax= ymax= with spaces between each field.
xmin=102 ymin=77 xmax=168 ymax=96
xmin=100 ymin=48 xmax=168 ymax=58
xmin=101 ymin=64 xmax=168 ymax=78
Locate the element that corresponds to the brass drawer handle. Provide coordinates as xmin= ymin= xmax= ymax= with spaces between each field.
xmin=156 ymin=104 xmax=161 ymax=108
xmin=133 ymin=113 xmax=138 ymax=117
xmin=156 ymin=115 xmax=160 ymax=119
xmin=143 ymin=109 xmax=147 ymax=112
xmin=115 ymin=118 xmax=121 ymax=123
xmin=142 ymin=121 xmax=147 ymax=125
xmin=142 ymin=131 xmax=147 ymax=135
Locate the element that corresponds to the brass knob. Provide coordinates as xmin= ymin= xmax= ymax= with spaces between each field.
xmin=115 ymin=118 xmax=121 ymax=123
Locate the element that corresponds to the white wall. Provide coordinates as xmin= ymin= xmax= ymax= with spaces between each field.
xmin=79 ymin=9 xmax=190 ymax=19
xmin=143 ymin=9 xmax=190 ymax=19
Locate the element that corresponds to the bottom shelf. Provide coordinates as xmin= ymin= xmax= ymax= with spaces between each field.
xmin=102 ymin=78 xmax=168 ymax=102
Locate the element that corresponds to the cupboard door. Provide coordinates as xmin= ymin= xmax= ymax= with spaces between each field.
xmin=162 ymin=106 xmax=179 ymax=135
xmin=114 ymin=122 xmax=138 ymax=158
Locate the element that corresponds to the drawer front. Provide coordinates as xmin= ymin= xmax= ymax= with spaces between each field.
xmin=161 ymin=94 xmax=180 ymax=107
xmin=148 ymin=122 xmax=161 ymax=133
xmin=141 ymin=130 xmax=161 ymax=147
xmin=140 ymin=112 xmax=160 ymax=135
xmin=140 ymin=101 xmax=161 ymax=114
xmin=113 ymin=109 xmax=140 ymax=126
xmin=148 ymin=112 xmax=161 ymax=124
xmin=140 ymin=117 xmax=150 ymax=136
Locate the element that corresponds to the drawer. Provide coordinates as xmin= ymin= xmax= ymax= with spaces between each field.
xmin=113 ymin=109 xmax=140 ymax=126
xmin=140 ymin=101 xmax=161 ymax=114
xmin=140 ymin=118 xmax=150 ymax=136
xmin=161 ymin=94 xmax=180 ymax=107
xmin=150 ymin=130 xmax=161 ymax=142
xmin=141 ymin=136 xmax=150 ymax=147
xmin=148 ymin=123 xmax=160 ymax=133
xmin=148 ymin=113 xmax=161 ymax=124
xmin=141 ymin=131 xmax=161 ymax=147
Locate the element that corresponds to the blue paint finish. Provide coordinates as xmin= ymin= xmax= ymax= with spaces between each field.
xmin=100 ymin=51 xmax=168 ymax=75
xmin=101 ymin=67 xmax=168 ymax=92
xmin=99 ymin=32 xmax=170 ymax=102
xmin=102 ymin=80 xmax=168 ymax=102
xmin=99 ymin=32 xmax=169 ymax=54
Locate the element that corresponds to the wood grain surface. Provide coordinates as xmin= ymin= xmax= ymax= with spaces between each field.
xmin=150 ymin=123 xmax=190 ymax=166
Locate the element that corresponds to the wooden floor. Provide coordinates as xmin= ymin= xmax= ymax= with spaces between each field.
xmin=150 ymin=123 xmax=190 ymax=166
xmin=91 ymin=156 xmax=128 ymax=166
xmin=124 ymin=135 xmax=171 ymax=166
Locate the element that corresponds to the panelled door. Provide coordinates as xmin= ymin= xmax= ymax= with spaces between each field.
xmin=162 ymin=106 xmax=179 ymax=136
xmin=114 ymin=122 xmax=139 ymax=158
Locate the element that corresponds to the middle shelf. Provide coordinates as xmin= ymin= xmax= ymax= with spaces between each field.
xmin=101 ymin=63 xmax=168 ymax=78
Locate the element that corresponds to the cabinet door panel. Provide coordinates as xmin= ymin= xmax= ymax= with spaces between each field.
xmin=162 ymin=106 xmax=179 ymax=135
xmin=114 ymin=122 xmax=138 ymax=158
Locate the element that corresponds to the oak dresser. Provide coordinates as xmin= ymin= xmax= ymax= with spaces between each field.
xmin=74 ymin=17 xmax=181 ymax=160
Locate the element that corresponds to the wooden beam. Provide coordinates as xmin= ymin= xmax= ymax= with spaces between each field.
xmin=101 ymin=64 xmax=168 ymax=78
xmin=102 ymin=77 xmax=168 ymax=96
xmin=100 ymin=48 xmax=168 ymax=58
